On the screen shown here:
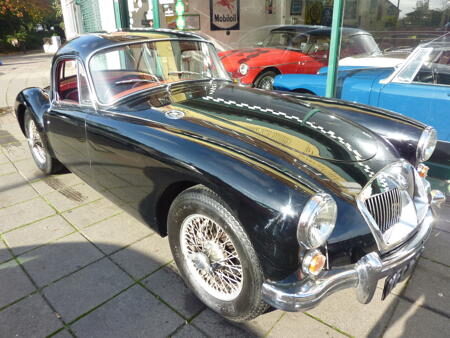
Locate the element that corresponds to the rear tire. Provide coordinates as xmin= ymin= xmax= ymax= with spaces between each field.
xmin=168 ymin=185 xmax=268 ymax=321
xmin=24 ymin=111 xmax=63 ymax=175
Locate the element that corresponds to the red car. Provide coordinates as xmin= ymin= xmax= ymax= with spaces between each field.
xmin=219 ymin=26 xmax=382 ymax=89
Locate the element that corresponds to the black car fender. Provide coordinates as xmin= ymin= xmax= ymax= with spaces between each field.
xmin=279 ymin=92 xmax=426 ymax=165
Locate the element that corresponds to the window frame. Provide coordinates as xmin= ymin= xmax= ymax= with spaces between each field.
xmin=52 ymin=56 xmax=94 ymax=107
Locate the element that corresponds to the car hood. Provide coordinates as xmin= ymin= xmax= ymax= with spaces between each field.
xmin=118 ymin=81 xmax=399 ymax=198
xmin=219 ymin=47 xmax=304 ymax=70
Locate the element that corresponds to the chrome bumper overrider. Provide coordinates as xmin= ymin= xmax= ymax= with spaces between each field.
xmin=262 ymin=209 xmax=434 ymax=312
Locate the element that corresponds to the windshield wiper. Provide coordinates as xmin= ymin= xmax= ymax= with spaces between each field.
xmin=115 ymin=77 xmax=159 ymax=85
xmin=168 ymin=71 xmax=210 ymax=78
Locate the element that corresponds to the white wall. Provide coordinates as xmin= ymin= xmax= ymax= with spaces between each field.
xmin=60 ymin=0 xmax=82 ymax=40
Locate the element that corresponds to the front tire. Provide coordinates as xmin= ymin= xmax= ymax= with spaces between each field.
xmin=254 ymin=70 xmax=278 ymax=90
xmin=168 ymin=186 xmax=268 ymax=321
xmin=24 ymin=111 xmax=62 ymax=175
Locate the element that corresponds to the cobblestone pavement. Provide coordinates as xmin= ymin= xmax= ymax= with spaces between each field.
xmin=0 ymin=53 xmax=449 ymax=337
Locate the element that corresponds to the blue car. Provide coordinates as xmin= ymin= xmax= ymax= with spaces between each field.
xmin=274 ymin=36 xmax=450 ymax=168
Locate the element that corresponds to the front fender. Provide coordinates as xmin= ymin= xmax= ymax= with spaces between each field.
xmin=274 ymin=74 xmax=327 ymax=95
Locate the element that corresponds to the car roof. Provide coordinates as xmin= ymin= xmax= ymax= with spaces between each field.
xmin=55 ymin=29 xmax=209 ymax=62
xmin=270 ymin=25 xmax=369 ymax=37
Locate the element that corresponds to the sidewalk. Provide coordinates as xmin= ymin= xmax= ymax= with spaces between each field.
xmin=0 ymin=52 xmax=53 ymax=108
xmin=0 ymin=53 xmax=449 ymax=337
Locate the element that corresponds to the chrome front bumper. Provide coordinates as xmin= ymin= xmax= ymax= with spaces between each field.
xmin=262 ymin=209 xmax=434 ymax=312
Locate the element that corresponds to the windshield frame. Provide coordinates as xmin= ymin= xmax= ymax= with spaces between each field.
xmin=86 ymin=38 xmax=232 ymax=106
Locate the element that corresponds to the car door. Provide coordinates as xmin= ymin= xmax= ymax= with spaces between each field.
xmin=377 ymin=48 xmax=450 ymax=143
xmin=46 ymin=58 xmax=94 ymax=181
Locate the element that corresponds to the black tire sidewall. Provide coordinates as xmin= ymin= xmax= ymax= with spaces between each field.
xmin=168 ymin=189 xmax=264 ymax=320
xmin=254 ymin=70 xmax=277 ymax=89
xmin=24 ymin=112 xmax=53 ymax=174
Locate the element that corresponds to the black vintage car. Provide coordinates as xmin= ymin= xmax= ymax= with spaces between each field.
xmin=15 ymin=30 xmax=445 ymax=321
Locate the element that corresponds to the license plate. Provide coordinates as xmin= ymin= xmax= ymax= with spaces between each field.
xmin=382 ymin=259 xmax=417 ymax=300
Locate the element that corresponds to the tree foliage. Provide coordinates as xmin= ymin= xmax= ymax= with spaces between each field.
xmin=0 ymin=0 xmax=63 ymax=51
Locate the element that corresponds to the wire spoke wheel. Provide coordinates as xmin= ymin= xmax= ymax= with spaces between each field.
xmin=27 ymin=118 xmax=47 ymax=165
xmin=258 ymin=75 xmax=274 ymax=90
xmin=180 ymin=214 xmax=244 ymax=301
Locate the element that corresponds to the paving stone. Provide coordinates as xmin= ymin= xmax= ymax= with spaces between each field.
xmin=0 ymin=151 xmax=9 ymax=164
xmin=0 ymin=239 xmax=12 ymax=264
xmin=403 ymin=258 xmax=450 ymax=317
xmin=43 ymin=258 xmax=133 ymax=322
xmin=172 ymin=324 xmax=207 ymax=337
xmin=71 ymin=285 xmax=184 ymax=337
xmin=0 ymin=294 xmax=61 ymax=337
xmin=44 ymin=183 xmax=102 ymax=212
xmin=14 ymin=158 xmax=47 ymax=182
xmin=0 ymin=161 xmax=15 ymax=176
xmin=110 ymin=234 xmax=173 ymax=279
xmin=31 ymin=173 xmax=84 ymax=195
xmin=0 ymin=260 xmax=35 ymax=308
xmin=236 ymin=309 xmax=284 ymax=336
xmin=422 ymin=229 xmax=450 ymax=266
xmin=19 ymin=232 xmax=104 ymax=287
xmin=191 ymin=309 xmax=257 ymax=337
xmin=49 ymin=329 xmax=74 ymax=338
xmin=0 ymin=197 xmax=56 ymax=233
xmin=306 ymin=287 xmax=399 ymax=337
xmin=62 ymin=198 xmax=122 ymax=228
xmin=0 ymin=172 xmax=38 ymax=208
xmin=1 ymin=140 xmax=32 ymax=162
xmin=3 ymin=215 xmax=74 ymax=255
xmin=142 ymin=265 xmax=205 ymax=318
xmin=81 ymin=213 xmax=153 ymax=255
xmin=383 ymin=299 xmax=450 ymax=338
xmin=268 ymin=312 xmax=346 ymax=338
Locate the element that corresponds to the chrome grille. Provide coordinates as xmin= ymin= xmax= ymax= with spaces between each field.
xmin=364 ymin=188 xmax=401 ymax=233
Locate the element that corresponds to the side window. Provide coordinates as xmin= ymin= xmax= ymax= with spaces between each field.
xmin=56 ymin=59 xmax=79 ymax=103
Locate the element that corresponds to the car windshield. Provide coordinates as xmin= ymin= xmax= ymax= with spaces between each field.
xmin=340 ymin=34 xmax=381 ymax=57
xmin=89 ymin=40 xmax=230 ymax=104
xmin=263 ymin=31 xmax=380 ymax=58
xmin=394 ymin=34 xmax=450 ymax=84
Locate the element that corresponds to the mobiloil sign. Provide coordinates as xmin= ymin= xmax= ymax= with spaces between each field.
xmin=210 ymin=0 xmax=240 ymax=30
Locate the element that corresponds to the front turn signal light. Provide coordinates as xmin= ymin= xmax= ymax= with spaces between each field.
xmin=417 ymin=163 xmax=429 ymax=178
xmin=302 ymin=250 xmax=326 ymax=276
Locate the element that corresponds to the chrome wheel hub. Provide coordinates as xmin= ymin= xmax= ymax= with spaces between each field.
xmin=259 ymin=76 xmax=274 ymax=90
xmin=180 ymin=214 xmax=243 ymax=301
xmin=27 ymin=119 xmax=46 ymax=165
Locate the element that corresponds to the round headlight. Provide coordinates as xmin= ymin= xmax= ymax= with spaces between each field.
xmin=297 ymin=193 xmax=337 ymax=249
xmin=239 ymin=63 xmax=249 ymax=75
xmin=416 ymin=126 xmax=437 ymax=163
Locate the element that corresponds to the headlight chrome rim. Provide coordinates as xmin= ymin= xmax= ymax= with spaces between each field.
xmin=239 ymin=63 xmax=249 ymax=75
xmin=297 ymin=193 xmax=337 ymax=249
xmin=416 ymin=126 xmax=437 ymax=163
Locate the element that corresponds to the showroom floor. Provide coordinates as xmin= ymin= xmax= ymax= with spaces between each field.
xmin=0 ymin=53 xmax=449 ymax=337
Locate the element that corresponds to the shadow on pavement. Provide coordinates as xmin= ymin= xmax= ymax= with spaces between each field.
xmin=0 ymin=242 xmax=267 ymax=338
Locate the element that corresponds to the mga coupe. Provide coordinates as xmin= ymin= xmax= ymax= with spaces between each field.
xmin=219 ymin=26 xmax=383 ymax=89
xmin=273 ymin=34 xmax=450 ymax=166
xmin=15 ymin=30 xmax=444 ymax=321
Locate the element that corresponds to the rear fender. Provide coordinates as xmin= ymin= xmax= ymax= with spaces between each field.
xmin=15 ymin=87 xmax=51 ymax=135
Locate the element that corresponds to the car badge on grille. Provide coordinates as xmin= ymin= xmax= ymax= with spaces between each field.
xmin=165 ymin=110 xmax=185 ymax=120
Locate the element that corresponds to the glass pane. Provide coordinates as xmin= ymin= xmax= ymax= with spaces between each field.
xmin=90 ymin=40 xmax=230 ymax=104
xmin=57 ymin=60 xmax=79 ymax=103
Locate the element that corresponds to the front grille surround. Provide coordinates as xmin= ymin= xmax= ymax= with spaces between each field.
xmin=357 ymin=160 xmax=429 ymax=253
